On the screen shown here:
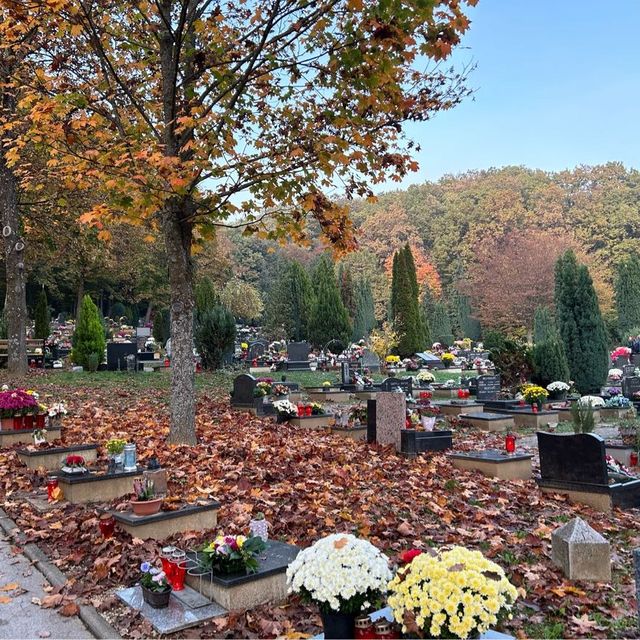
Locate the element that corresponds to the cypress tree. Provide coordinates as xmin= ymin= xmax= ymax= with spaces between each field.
xmin=390 ymin=251 xmax=401 ymax=321
xmin=72 ymin=295 xmax=106 ymax=370
xmin=533 ymin=305 xmax=556 ymax=344
xmin=195 ymin=305 xmax=236 ymax=369
xmin=429 ymin=301 xmax=454 ymax=346
xmin=390 ymin=247 xmax=424 ymax=356
xmin=452 ymin=291 xmax=481 ymax=341
xmin=352 ymin=278 xmax=376 ymax=342
xmin=532 ymin=339 xmax=570 ymax=386
xmin=309 ymin=256 xmax=351 ymax=350
xmin=34 ymin=289 xmax=50 ymax=340
xmin=555 ymin=250 xmax=608 ymax=393
xmin=289 ymin=261 xmax=315 ymax=341
xmin=195 ymin=277 xmax=219 ymax=316
xmin=337 ymin=265 xmax=357 ymax=321
xmin=615 ymin=254 xmax=640 ymax=339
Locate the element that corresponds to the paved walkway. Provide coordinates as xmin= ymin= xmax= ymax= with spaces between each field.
xmin=0 ymin=537 xmax=91 ymax=639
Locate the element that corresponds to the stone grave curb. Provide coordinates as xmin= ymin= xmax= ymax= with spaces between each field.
xmin=0 ymin=508 xmax=121 ymax=639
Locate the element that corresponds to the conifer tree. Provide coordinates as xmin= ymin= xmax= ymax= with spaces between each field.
xmin=390 ymin=251 xmax=401 ymax=322
xmin=72 ymin=295 xmax=106 ymax=370
xmin=555 ymin=250 xmax=608 ymax=393
xmin=615 ymin=254 xmax=640 ymax=339
xmin=532 ymin=339 xmax=570 ymax=386
xmin=337 ymin=265 xmax=357 ymax=321
xmin=452 ymin=291 xmax=481 ymax=341
xmin=533 ymin=305 xmax=556 ymax=344
xmin=352 ymin=279 xmax=376 ymax=342
xmin=309 ymin=256 xmax=351 ymax=350
xmin=429 ymin=301 xmax=454 ymax=346
xmin=34 ymin=289 xmax=50 ymax=340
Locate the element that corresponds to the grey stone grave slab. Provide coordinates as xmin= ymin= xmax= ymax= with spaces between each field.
xmin=375 ymin=392 xmax=406 ymax=450
xmin=551 ymin=517 xmax=611 ymax=581
xmin=116 ymin=585 xmax=226 ymax=634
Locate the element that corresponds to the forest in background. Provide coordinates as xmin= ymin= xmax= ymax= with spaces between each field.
xmin=15 ymin=162 xmax=640 ymax=343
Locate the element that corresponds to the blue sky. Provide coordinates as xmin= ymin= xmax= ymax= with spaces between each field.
xmin=396 ymin=0 xmax=640 ymax=187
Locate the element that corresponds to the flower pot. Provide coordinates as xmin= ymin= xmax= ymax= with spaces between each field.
xmin=141 ymin=584 xmax=171 ymax=609
xmin=320 ymin=611 xmax=356 ymax=640
xmin=111 ymin=453 xmax=124 ymax=466
xmin=421 ymin=416 xmax=436 ymax=431
xmin=130 ymin=498 xmax=162 ymax=516
xmin=249 ymin=518 xmax=269 ymax=541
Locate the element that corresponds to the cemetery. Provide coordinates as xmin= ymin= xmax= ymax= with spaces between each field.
xmin=2 ymin=2 xmax=640 ymax=639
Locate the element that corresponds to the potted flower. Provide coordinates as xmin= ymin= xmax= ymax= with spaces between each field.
xmin=271 ymin=384 xmax=289 ymax=398
xmin=522 ymin=384 xmax=548 ymax=410
xmin=618 ymin=420 xmax=639 ymax=447
xmin=310 ymin=402 xmax=325 ymax=416
xmin=387 ymin=546 xmax=518 ymax=639
xmin=61 ymin=455 xmax=87 ymax=475
xmin=608 ymin=368 xmax=624 ymax=382
xmin=287 ymin=534 xmax=391 ymax=639
xmin=546 ymin=381 xmax=570 ymax=402
xmin=33 ymin=428 xmax=47 ymax=446
xmin=273 ymin=399 xmax=298 ymax=423
xmin=139 ymin=561 xmax=172 ymax=608
xmin=249 ymin=512 xmax=269 ymax=542
xmin=420 ymin=405 xmax=440 ymax=431
xmin=200 ymin=533 xmax=266 ymax=575
xmin=415 ymin=370 xmax=435 ymax=387
xmin=440 ymin=353 xmax=455 ymax=369
xmin=611 ymin=346 xmax=631 ymax=366
xmin=106 ymin=438 xmax=127 ymax=466
xmin=349 ymin=404 xmax=367 ymax=426
xmin=130 ymin=478 xmax=162 ymax=515
xmin=47 ymin=401 xmax=68 ymax=428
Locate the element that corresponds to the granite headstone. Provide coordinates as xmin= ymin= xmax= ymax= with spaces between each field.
xmin=477 ymin=375 xmax=501 ymax=401
xmin=537 ymin=432 xmax=608 ymax=485
xmin=375 ymin=392 xmax=406 ymax=450
xmin=232 ymin=374 xmax=256 ymax=406
xmin=287 ymin=342 xmax=310 ymax=362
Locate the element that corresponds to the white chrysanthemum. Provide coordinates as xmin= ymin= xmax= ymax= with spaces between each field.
xmin=287 ymin=533 xmax=391 ymax=612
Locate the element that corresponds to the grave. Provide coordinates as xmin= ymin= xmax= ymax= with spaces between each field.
xmin=329 ymin=425 xmax=368 ymax=441
xmin=554 ymin=406 xmax=602 ymax=424
xmin=476 ymin=375 xmax=501 ymax=402
xmin=286 ymin=342 xmax=311 ymax=371
xmin=536 ymin=432 xmax=640 ymax=511
xmin=373 ymin=392 xmax=406 ymax=450
xmin=112 ymin=501 xmax=220 ymax=540
xmin=106 ymin=341 xmax=138 ymax=371
xmin=380 ymin=377 xmax=412 ymax=396
xmin=600 ymin=406 xmax=635 ymax=421
xmin=16 ymin=443 xmax=98 ymax=471
xmin=248 ymin=340 xmax=268 ymax=362
xmin=401 ymin=430 xmax=452 ymax=457
xmin=360 ymin=348 xmax=381 ymax=373
xmin=481 ymin=398 xmax=522 ymax=411
xmin=354 ymin=388 xmax=379 ymax=401
xmin=492 ymin=407 xmax=559 ymax=429
xmin=230 ymin=374 xmax=274 ymax=416
xmin=56 ymin=466 xmax=143 ymax=503
xmin=305 ymin=388 xmax=352 ymax=403
xmin=436 ymin=401 xmax=484 ymax=417
xmin=117 ymin=585 xmax=226 ymax=635
xmin=184 ymin=540 xmax=299 ymax=610
xmin=289 ymin=415 xmax=332 ymax=429
xmin=551 ymin=517 xmax=611 ymax=582
xmin=463 ymin=412 xmax=515 ymax=432
xmin=0 ymin=425 xmax=62 ymax=448
xmin=622 ymin=376 xmax=640 ymax=399
xmin=430 ymin=385 xmax=464 ymax=399
xmin=450 ymin=450 xmax=533 ymax=480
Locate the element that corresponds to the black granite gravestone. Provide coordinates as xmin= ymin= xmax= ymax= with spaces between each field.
xmin=381 ymin=377 xmax=412 ymax=395
xmin=107 ymin=342 xmax=137 ymax=371
xmin=477 ymin=375 xmax=501 ymax=401
xmin=623 ymin=376 xmax=640 ymax=400
xmin=538 ymin=432 xmax=608 ymax=485
xmin=287 ymin=342 xmax=310 ymax=361
xmin=401 ymin=430 xmax=453 ymax=456
xmin=248 ymin=341 xmax=267 ymax=361
xmin=367 ymin=399 xmax=377 ymax=443
xmin=231 ymin=374 xmax=256 ymax=406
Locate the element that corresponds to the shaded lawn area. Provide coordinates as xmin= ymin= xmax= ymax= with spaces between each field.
xmin=0 ymin=371 xmax=635 ymax=639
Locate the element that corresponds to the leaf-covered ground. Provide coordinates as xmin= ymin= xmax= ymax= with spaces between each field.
xmin=0 ymin=373 xmax=638 ymax=639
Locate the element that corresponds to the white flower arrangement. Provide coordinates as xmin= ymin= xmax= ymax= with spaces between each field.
xmin=273 ymin=399 xmax=297 ymax=418
xmin=546 ymin=381 xmax=570 ymax=392
xmin=286 ymin=533 xmax=391 ymax=614
xmin=47 ymin=402 xmax=68 ymax=418
xmin=416 ymin=370 xmax=435 ymax=383
xmin=578 ymin=395 xmax=605 ymax=408
xmin=608 ymin=368 xmax=624 ymax=380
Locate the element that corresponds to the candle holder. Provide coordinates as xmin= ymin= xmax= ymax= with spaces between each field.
xmin=505 ymin=432 xmax=516 ymax=455
xmin=305 ymin=405 xmax=312 ymax=417
xmin=160 ymin=546 xmax=176 ymax=584
xmin=46 ymin=477 xmax=58 ymax=501
xmin=98 ymin=514 xmax=115 ymax=539
xmin=170 ymin=550 xmax=187 ymax=591
xmin=631 ymin=451 xmax=638 ymax=467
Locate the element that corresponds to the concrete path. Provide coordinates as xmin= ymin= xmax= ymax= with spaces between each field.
xmin=0 ymin=537 xmax=92 ymax=639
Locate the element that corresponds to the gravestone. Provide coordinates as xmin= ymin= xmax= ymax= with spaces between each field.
xmin=107 ymin=342 xmax=137 ymax=371
xmin=632 ymin=354 xmax=640 ymax=366
xmin=615 ymin=356 xmax=630 ymax=369
xmin=341 ymin=362 xmax=351 ymax=385
xmin=287 ymin=342 xmax=310 ymax=362
xmin=231 ymin=374 xmax=256 ymax=406
xmin=476 ymin=375 xmax=501 ymax=402
xmin=248 ymin=341 xmax=267 ymax=361
xmin=538 ymin=433 xmax=608 ymax=485
xmin=551 ymin=517 xmax=611 ymax=581
xmin=375 ymin=392 xmax=406 ymax=450
xmin=380 ymin=377 xmax=412 ymax=395
xmin=623 ymin=376 xmax=640 ymax=400
xmin=367 ymin=399 xmax=377 ymax=444
xmin=623 ymin=364 xmax=636 ymax=377
xmin=361 ymin=349 xmax=381 ymax=373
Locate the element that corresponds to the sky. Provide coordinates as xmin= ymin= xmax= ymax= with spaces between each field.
xmin=395 ymin=0 xmax=640 ymax=188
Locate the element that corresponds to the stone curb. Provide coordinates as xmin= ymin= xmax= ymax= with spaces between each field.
xmin=0 ymin=508 xmax=121 ymax=639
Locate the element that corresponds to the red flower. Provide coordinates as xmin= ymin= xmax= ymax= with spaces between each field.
xmin=399 ymin=549 xmax=423 ymax=564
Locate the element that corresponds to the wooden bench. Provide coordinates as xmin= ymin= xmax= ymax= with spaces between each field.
xmin=0 ymin=339 xmax=47 ymax=367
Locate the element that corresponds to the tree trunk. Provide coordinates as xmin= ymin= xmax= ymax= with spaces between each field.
xmin=0 ymin=156 xmax=27 ymax=376
xmin=162 ymin=204 xmax=196 ymax=445
xmin=144 ymin=302 xmax=153 ymax=325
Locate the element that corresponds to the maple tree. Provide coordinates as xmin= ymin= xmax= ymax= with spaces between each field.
xmin=20 ymin=0 xmax=475 ymax=442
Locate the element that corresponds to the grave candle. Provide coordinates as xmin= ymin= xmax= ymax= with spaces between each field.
xmin=305 ymin=405 xmax=312 ymax=417
xmin=297 ymin=403 xmax=304 ymax=417
xmin=457 ymin=389 xmax=465 ymax=399
xmin=170 ymin=550 xmax=187 ymax=591
xmin=46 ymin=477 xmax=58 ymax=501
xmin=505 ymin=432 xmax=516 ymax=454
xmin=123 ymin=443 xmax=137 ymax=472
xmin=98 ymin=514 xmax=115 ymax=539
xmin=160 ymin=546 xmax=176 ymax=583
xmin=354 ymin=615 xmax=376 ymax=639
xmin=631 ymin=451 xmax=638 ymax=467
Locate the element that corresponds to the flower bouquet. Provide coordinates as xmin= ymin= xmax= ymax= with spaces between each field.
xmin=271 ymin=384 xmax=289 ymax=397
xmin=387 ymin=546 xmax=518 ymax=640
xmin=608 ymin=368 xmax=624 ymax=381
xmin=139 ymin=561 xmax=172 ymax=608
xmin=287 ymin=534 xmax=391 ymax=639
xmin=61 ymin=454 xmax=87 ymax=475
xmin=611 ymin=346 xmax=631 ymax=363
xmin=0 ymin=389 xmax=39 ymax=430
xmin=440 ymin=353 xmax=455 ymax=368
xmin=522 ymin=385 xmax=548 ymax=408
xmin=310 ymin=402 xmax=325 ymax=416
xmin=605 ymin=395 xmax=632 ymax=409
xmin=200 ymin=533 xmax=266 ymax=575
xmin=106 ymin=438 xmax=127 ymax=465
xmin=273 ymin=399 xmax=297 ymax=422
xmin=349 ymin=404 xmax=367 ymax=425
xmin=546 ymin=381 xmax=570 ymax=401
xmin=415 ymin=370 xmax=435 ymax=385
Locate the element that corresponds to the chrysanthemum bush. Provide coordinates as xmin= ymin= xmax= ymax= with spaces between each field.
xmin=273 ymin=400 xmax=297 ymax=419
xmin=387 ymin=547 xmax=518 ymax=639
xmin=416 ymin=370 xmax=436 ymax=383
xmin=286 ymin=534 xmax=391 ymax=614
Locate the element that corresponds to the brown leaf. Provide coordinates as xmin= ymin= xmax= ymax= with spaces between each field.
xmin=60 ymin=602 xmax=80 ymax=617
xmin=0 ymin=596 xmax=11 ymax=604
xmin=333 ymin=537 xmax=348 ymax=550
xmin=0 ymin=583 xmax=19 ymax=591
